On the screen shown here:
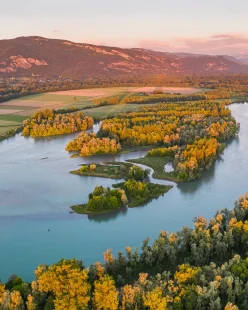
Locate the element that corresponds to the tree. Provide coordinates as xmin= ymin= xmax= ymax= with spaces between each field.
xmin=37 ymin=259 xmax=90 ymax=310
xmin=93 ymin=275 xmax=118 ymax=310
xmin=143 ymin=287 xmax=167 ymax=310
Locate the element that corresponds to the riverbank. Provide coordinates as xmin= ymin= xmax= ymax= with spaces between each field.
xmin=127 ymin=156 xmax=181 ymax=183
xmin=71 ymin=162 xmax=150 ymax=180
xmin=71 ymin=162 xmax=133 ymax=179
xmin=71 ymin=203 xmax=125 ymax=215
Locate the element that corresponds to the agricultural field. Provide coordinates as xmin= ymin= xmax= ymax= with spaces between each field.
xmin=80 ymin=103 xmax=150 ymax=118
xmin=0 ymin=86 xmax=201 ymax=136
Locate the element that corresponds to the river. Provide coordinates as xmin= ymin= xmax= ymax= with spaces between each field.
xmin=0 ymin=104 xmax=247 ymax=282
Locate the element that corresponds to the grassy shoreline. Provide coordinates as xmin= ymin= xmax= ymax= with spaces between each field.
xmin=71 ymin=162 xmax=132 ymax=179
xmin=126 ymin=156 xmax=181 ymax=183
xmin=70 ymin=162 xmax=147 ymax=180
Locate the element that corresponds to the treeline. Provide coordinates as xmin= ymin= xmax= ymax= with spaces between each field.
xmin=65 ymin=132 xmax=121 ymax=156
xmin=93 ymin=96 xmax=121 ymax=106
xmin=22 ymin=109 xmax=94 ymax=137
xmin=54 ymin=106 xmax=80 ymax=114
xmin=2 ymin=194 xmax=248 ymax=308
xmin=121 ymin=92 xmax=229 ymax=105
xmin=1 ymin=74 xmax=248 ymax=104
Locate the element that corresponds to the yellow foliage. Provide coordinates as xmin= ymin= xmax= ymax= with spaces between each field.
xmin=125 ymin=246 xmax=132 ymax=254
xmin=241 ymin=199 xmax=248 ymax=209
xmin=224 ymin=302 xmax=239 ymax=310
xmin=35 ymin=264 xmax=48 ymax=278
xmin=9 ymin=291 xmax=24 ymax=310
xmin=90 ymin=164 xmax=96 ymax=171
xmin=93 ymin=275 xmax=119 ymax=310
xmin=95 ymin=262 xmax=105 ymax=278
xmin=121 ymin=285 xmax=140 ymax=310
xmin=0 ymin=283 xmax=5 ymax=305
xmin=169 ymin=233 xmax=178 ymax=244
xmin=216 ymin=213 xmax=223 ymax=222
xmin=138 ymin=273 xmax=148 ymax=285
xmin=103 ymin=249 xmax=114 ymax=263
xmin=175 ymin=264 xmax=201 ymax=284
xmin=143 ymin=287 xmax=167 ymax=310
xmin=26 ymin=294 xmax=37 ymax=310
xmin=38 ymin=260 xmax=90 ymax=310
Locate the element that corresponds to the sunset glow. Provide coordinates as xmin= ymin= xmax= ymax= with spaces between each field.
xmin=1 ymin=0 xmax=248 ymax=55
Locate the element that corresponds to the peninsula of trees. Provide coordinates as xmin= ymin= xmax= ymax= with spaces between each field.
xmin=71 ymin=162 xmax=150 ymax=180
xmin=22 ymin=109 xmax=94 ymax=137
xmin=72 ymin=180 xmax=172 ymax=214
xmin=66 ymin=99 xmax=239 ymax=182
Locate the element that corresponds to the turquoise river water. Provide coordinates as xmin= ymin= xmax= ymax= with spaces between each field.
xmin=0 ymin=104 xmax=247 ymax=282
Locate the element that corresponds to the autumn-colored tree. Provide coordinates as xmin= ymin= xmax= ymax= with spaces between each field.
xmin=143 ymin=287 xmax=167 ymax=310
xmin=26 ymin=294 xmax=37 ymax=310
xmin=90 ymin=164 xmax=97 ymax=171
xmin=37 ymin=259 xmax=90 ymax=310
xmin=9 ymin=291 xmax=24 ymax=310
xmin=93 ymin=275 xmax=118 ymax=310
xmin=22 ymin=109 xmax=93 ymax=137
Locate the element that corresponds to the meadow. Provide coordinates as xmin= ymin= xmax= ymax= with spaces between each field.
xmin=0 ymin=86 xmax=201 ymax=136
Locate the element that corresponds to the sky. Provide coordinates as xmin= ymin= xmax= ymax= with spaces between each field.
xmin=1 ymin=0 xmax=248 ymax=55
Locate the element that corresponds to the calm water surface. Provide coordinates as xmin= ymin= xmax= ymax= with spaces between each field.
xmin=0 ymin=104 xmax=247 ymax=281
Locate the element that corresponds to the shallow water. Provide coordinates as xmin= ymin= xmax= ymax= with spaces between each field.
xmin=0 ymin=104 xmax=247 ymax=281
xmin=164 ymin=161 xmax=174 ymax=172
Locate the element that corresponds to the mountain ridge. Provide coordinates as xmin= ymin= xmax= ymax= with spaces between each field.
xmin=0 ymin=36 xmax=247 ymax=78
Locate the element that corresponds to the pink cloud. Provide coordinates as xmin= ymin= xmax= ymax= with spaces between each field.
xmin=138 ymin=33 xmax=248 ymax=55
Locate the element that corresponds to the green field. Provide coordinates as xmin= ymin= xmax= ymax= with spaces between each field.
xmin=0 ymin=115 xmax=27 ymax=135
xmin=0 ymin=86 xmax=202 ymax=137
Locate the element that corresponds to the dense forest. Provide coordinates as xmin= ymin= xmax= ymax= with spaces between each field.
xmin=63 ymin=99 xmax=240 ymax=181
xmin=99 ymin=100 xmax=238 ymax=147
xmin=22 ymin=109 xmax=94 ymax=137
xmin=2 ymin=194 xmax=248 ymax=309
xmin=65 ymin=132 xmax=121 ymax=156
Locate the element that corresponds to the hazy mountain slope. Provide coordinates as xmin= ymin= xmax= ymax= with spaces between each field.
xmin=0 ymin=36 xmax=247 ymax=78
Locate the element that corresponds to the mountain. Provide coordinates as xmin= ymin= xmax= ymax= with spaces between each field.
xmin=233 ymin=53 xmax=248 ymax=65
xmin=0 ymin=36 xmax=247 ymax=78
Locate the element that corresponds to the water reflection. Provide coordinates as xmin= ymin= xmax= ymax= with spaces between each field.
xmin=87 ymin=207 xmax=128 ymax=223
xmin=177 ymin=165 xmax=216 ymax=194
